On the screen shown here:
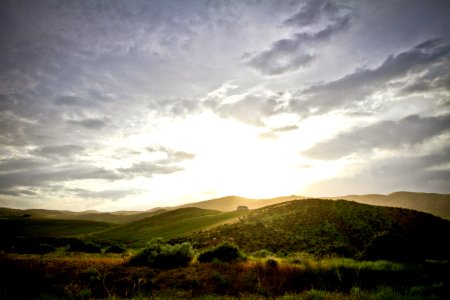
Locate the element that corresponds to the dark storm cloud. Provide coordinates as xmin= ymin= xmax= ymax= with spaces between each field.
xmin=290 ymin=37 xmax=450 ymax=116
xmin=247 ymin=0 xmax=353 ymax=75
xmin=304 ymin=114 xmax=450 ymax=160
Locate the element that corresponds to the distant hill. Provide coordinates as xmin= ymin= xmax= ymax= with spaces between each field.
xmin=174 ymin=199 xmax=450 ymax=261
xmin=0 ymin=207 xmax=167 ymax=224
xmin=331 ymin=192 xmax=450 ymax=220
xmin=92 ymin=207 xmax=250 ymax=247
xmin=176 ymin=195 xmax=304 ymax=211
xmin=0 ymin=218 xmax=114 ymax=238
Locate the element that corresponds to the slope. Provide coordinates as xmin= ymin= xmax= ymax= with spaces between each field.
xmin=93 ymin=207 xmax=250 ymax=247
xmin=0 ymin=218 xmax=115 ymax=238
xmin=175 ymin=199 xmax=450 ymax=261
xmin=333 ymin=192 xmax=450 ymax=220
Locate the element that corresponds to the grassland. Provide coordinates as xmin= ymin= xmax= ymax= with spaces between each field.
xmin=0 ymin=218 xmax=115 ymax=238
xmin=1 ymin=198 xmax=449 ymax=299
xmin=0 ymin=252 xmax=447 ymax=299
xmin=175 ymin=199 xmax=450 ymax=261
xmin=93 ymin=207 xmax=250 ymax=247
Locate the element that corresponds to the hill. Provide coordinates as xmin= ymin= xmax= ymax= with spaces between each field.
xmin=0 ymin=207 xmax=167 ymax=224
xmin=332 ymin=192 xmax=450 ymax=220
xmin=176 ymin=195 xmax=304 ymax=211
xmin=92 ymin=207 xmax=250 ymax=247
xmin=174 ymin=199 xmax=450 ymax=261
xmin=0 ymin=218 xmax=114 ymax=238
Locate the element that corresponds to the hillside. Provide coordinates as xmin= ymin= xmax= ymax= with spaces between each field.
xmin=176 ymin=195 xmax=304 ymax=211
xmin=93 ymin=207 xmax=250 ymax=247
xmin=0 ymin=218 xmax=114 ymax=238
xmin=0 ymin=207 xmax=167 ymax=224
xmin=333 ymin=192 xmax=450 ymax=220
xmin=174 ymin=199 xmax=450 ymax=261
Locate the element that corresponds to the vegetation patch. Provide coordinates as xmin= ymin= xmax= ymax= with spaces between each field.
xmin=198 ymin=242 xmax=244 ymax=263
xmin=128 ymin=238 xmax=194 ymax=269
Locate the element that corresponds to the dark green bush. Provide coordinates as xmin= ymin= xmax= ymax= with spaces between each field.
xmin=266 ymin=258 xmax=278 ymax=268
xmin=105 ymin=244 xmax=125 ymax=254
xmin=68 ymin=240 xmax=101 ymax=253
xmin=198 ymin=242 xmax=243 ymax=263
xmin=128 ymin=238 xmax=194 ymax=269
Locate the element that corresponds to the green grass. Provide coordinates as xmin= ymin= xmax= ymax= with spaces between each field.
xmin=176 ymin=199 xmax=450 ymax=261
xmin=0 ymin=218 xmax=115 ymax=238
xmin=93 ymin=207 xmax=250 ymax=247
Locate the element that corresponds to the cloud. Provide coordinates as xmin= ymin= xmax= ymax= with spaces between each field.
xmin=66 ymin=118 xmax=107 ymax=129
xmin=119 ymin=147 xmax=195 ymax=177
xmin=0 ymin=158 xmax=47 ymax=172
xmin=283 ymin=0 xmax=352 ymax=28
xmin=216 ymin=94 xmax=284 ymax=126
xmin=304 ymin=114 xmax=450 ymax=160
xmin=54 ymin=96 xmax=96 ymax=107
xmin=74 ymin=189 xmax=139 ymax=201
xmin=290 ymin=36 xmax=450 ymax=116
xmin=119 ymin=162 xmax=183 ymax=177
xmin=306 ymin=146 xmax=450 ymax=195
xmin=32 ymin=145 xmax=85 ymax=159
xmin=0 ymin=164 xmax=121 ymax=191
xmin=247 ymin=0 xmax=353 ymax=75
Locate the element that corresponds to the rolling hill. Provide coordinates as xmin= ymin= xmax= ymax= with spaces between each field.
xmin=91 ymin=207 xmax=250 ymax=247
xmin=0 ymin=218 xmax=115 ymax=238
xmin=174 ymin=199 xmax=450 ymax=261
xmin=175 ymin=195 xmax=304 ymax=211
xmin=333 ymin=191 xmax=450 ymax=220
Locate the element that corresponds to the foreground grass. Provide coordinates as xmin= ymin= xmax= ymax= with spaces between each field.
xmin=0 ymin=253 xmax=448 ymax=299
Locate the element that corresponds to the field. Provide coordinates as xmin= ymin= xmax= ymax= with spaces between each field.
xmin=0 ymin=252 xmax=448 ymax=299
xmin=1 ymin=198 xmax=449 ymax=299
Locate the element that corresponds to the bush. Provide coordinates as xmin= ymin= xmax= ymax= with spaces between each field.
xmin=128 ymin=239 xmax=194 ymax=269
xmin=105 ymin=245 xmax=125 ymax=254
xmin=68 ymin=240 xmax=102 ymax=253
xmin=198 ymin=242 xmax=243 ymax=263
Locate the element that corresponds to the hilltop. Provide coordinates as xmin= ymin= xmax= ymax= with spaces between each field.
xmin=174 ymin=199 xmax=450 ymax=261
xmin=175 ymin=195 xmax=304 ymax=211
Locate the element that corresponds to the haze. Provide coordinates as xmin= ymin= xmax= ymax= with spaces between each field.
xmin=0 ymin=0 xmax=449 ymax=211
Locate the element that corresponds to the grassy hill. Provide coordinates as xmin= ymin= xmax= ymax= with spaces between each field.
xmin=176 ymin=195 xmax=304 ymax=211
xmin=0 ymin=207 xmax=168 ymax=224
xmin=56 ymin=209 xmax=168 ymax=224
xmin=333 ymin=191 xmax=450 ymax=219
xmin=174 ymin=199 xmax=450 ymax=260
xmin=92 ymin=207 xmax=250 ymax=247
xmin=0 ymin=218 xmax=115 ymax=238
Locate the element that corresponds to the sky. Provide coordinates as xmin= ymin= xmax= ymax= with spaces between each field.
xmin=0 ymin=0 xmax=449 ymax=211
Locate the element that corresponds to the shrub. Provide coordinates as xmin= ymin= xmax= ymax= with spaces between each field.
xmin=198 ymin=242 xmax=243 ymax=263
xmin=128 ymin=238 xmax=194 ymax=269
xmin=105 ymin=244 xmax=125 ymax=254
xmin=251 ymin=249 xmax=273 ymax=258
xmin=68 ymin=240 xmax=101 ymax=253
xmin=266 ymin=258 xmax=278 ymax=268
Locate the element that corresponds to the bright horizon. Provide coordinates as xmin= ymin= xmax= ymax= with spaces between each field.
xmin=1 ymin=0 xmax=449 ymax=211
